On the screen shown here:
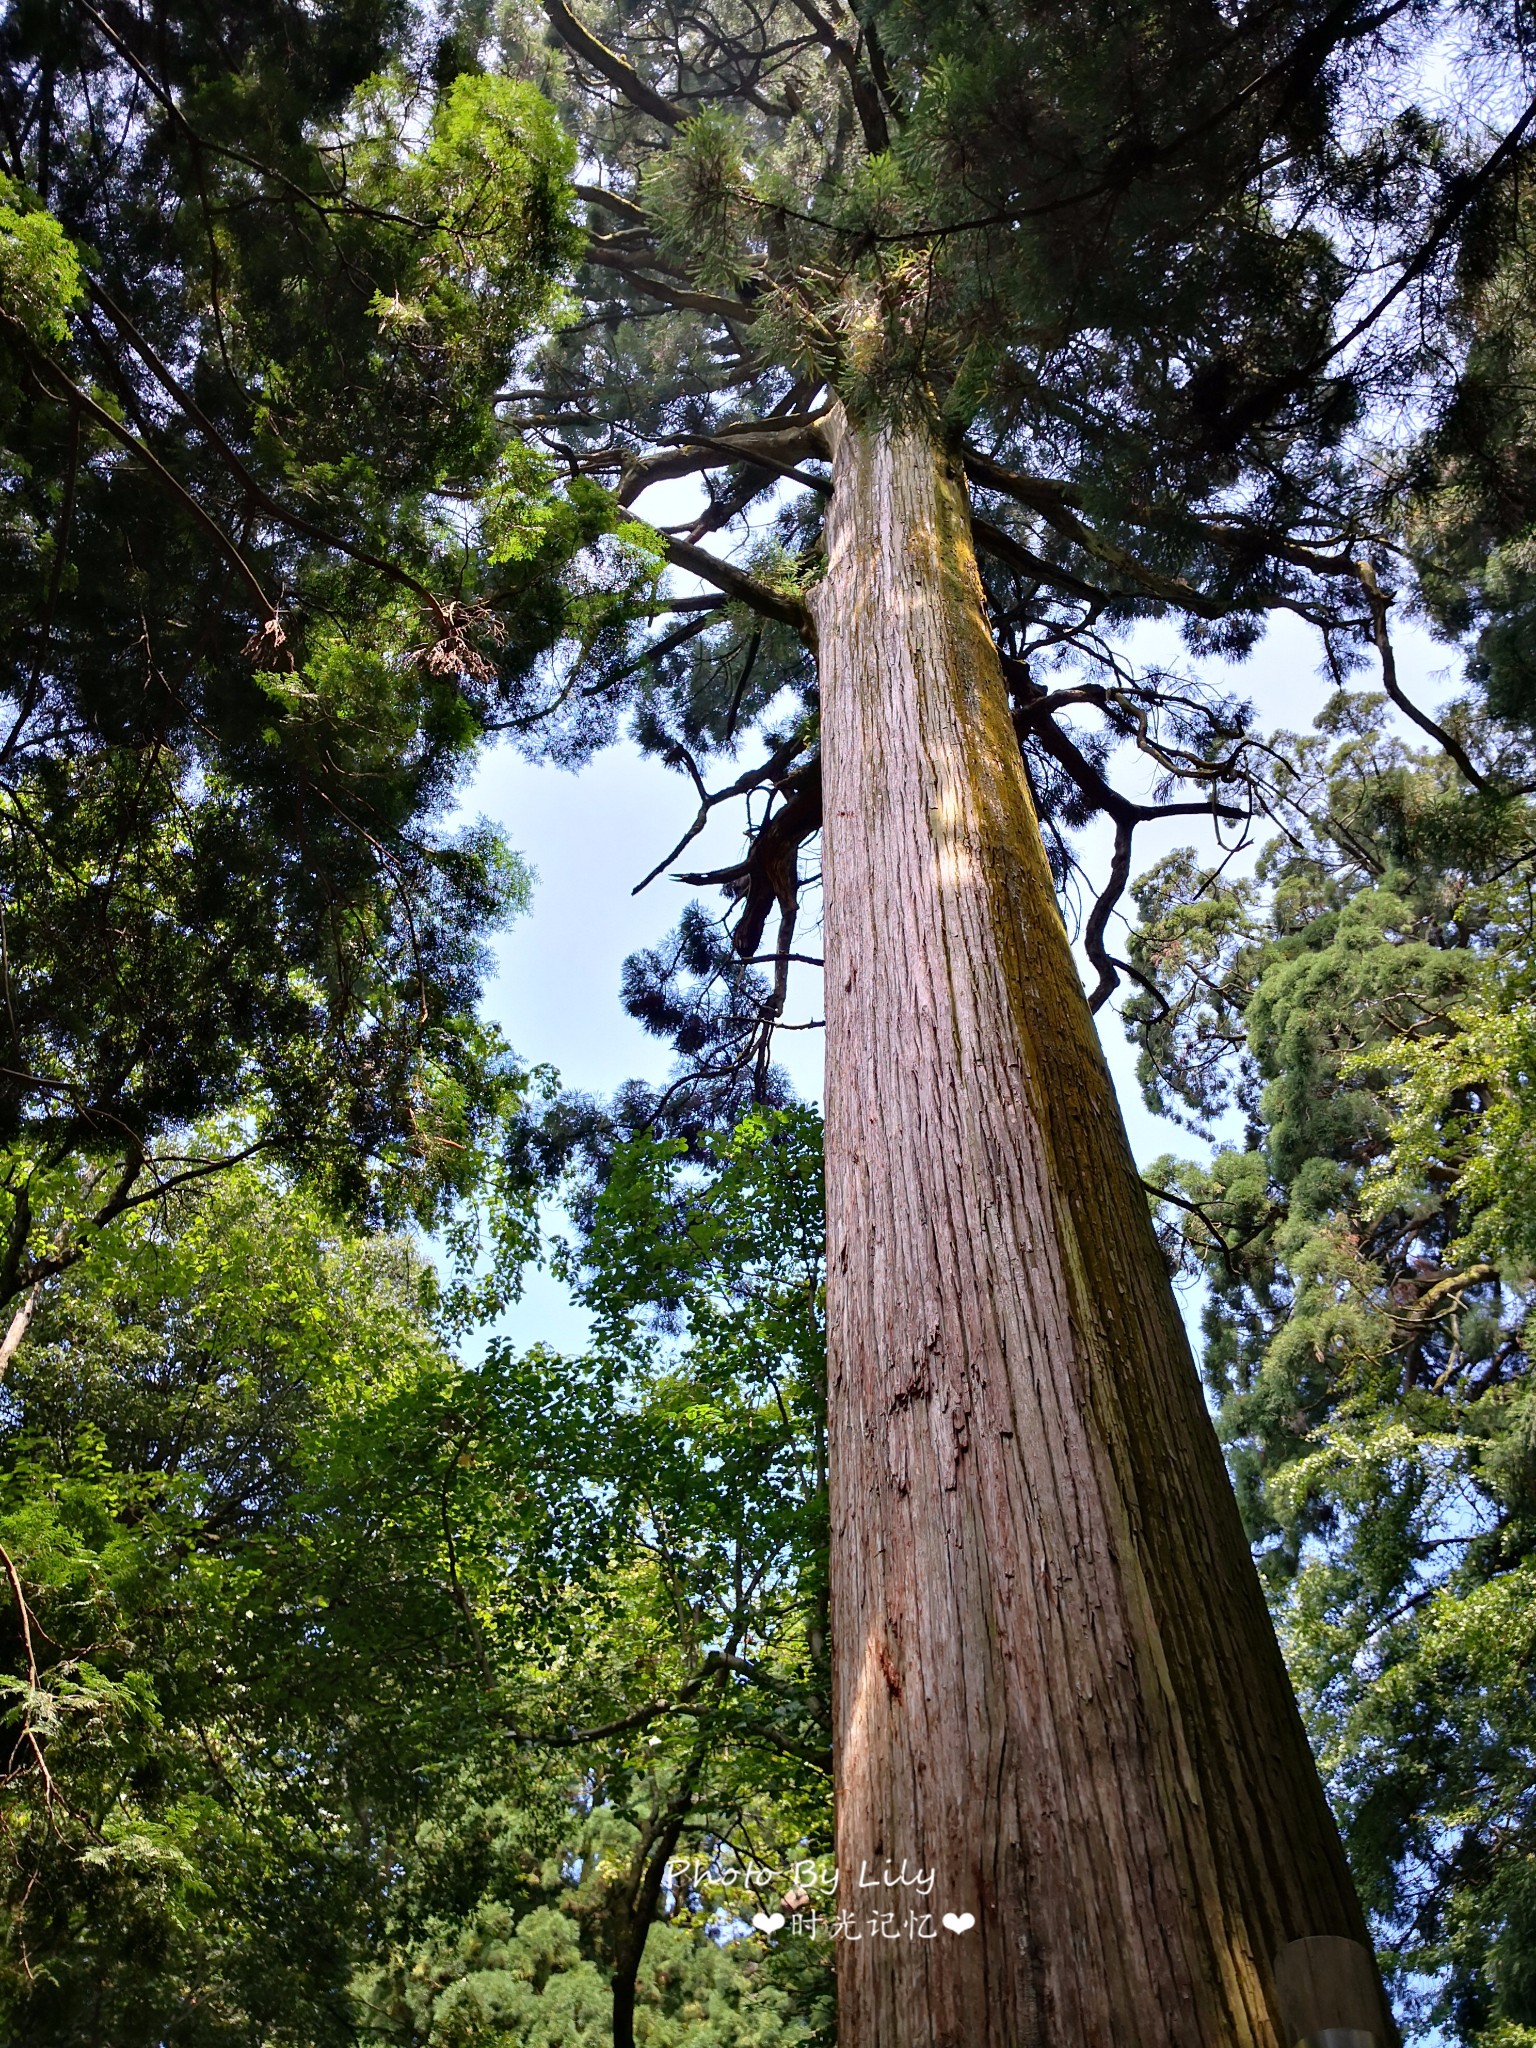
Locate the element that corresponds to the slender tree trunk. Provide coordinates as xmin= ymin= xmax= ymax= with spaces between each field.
xmin=813 ymin=402 xmax=1388 ymax=2048
xmin=609 ymin=1738 xmax=708 ymax=2048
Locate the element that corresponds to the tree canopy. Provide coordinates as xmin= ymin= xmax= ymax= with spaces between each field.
xmin=0 ymin=1113 xmax=832 ymax=2048
xmin=473 ymin=0 xmax=1534 ymax=1105
xmin=7 ymin=2 xmax=1536 ymax=2045
xmin=0 ymin=0 xmax=588 ymax=1315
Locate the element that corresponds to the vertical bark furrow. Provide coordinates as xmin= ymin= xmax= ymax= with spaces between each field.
xmin=814 ymin=404 xmax=1378 ymax=2047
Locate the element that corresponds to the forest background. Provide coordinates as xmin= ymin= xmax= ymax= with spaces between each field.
xmin=3 ymin=2 xmax=1536 ymax=2046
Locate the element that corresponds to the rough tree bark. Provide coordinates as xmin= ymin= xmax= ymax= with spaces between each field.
xmin=813 ymin=402 xmax=1390 ymax=2048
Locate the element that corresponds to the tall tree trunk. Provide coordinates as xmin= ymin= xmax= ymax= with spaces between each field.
xmin=813 ymin=402 xmax=1388 ymax=2048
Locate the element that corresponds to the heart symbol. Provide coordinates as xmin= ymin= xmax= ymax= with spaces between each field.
xmin=752 ymin=1911 xmax=786 ymax=1934
xmin=942 ymin=1912 xmax=975 ymax=1934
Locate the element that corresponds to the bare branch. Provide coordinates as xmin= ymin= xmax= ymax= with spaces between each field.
xmin=966 ymin=446 xmax=1370 ymax=600
xmin=1358 ymin=562 xmax=1489 ymax=791
xmin=633 ymin=731 xmax=808 ymax=894
xmin=581 ymin=243 xmax=753 ymax=325
xmin=1139 ymin=1177 xmax=1269 ymax=1282
xmin=574 ymin=181 xmax=649 ymax=226
xmin=502 ymin=1648 xmax=823 ymax=1748
xmin=1318 ymin=93 xmax=1536 ymax=376
xmin=1084 ymin=817 xmax=1135 ymax=1011
xmin=782 ymin=0 xmax=889 ymax=152
xmin=84 ymin=285 xmax=452 ymax=627
xmin=8 ymin=318 xmax=281 ymax=632
xmin=543 ymin=0 xmax=687 ymax=127
xmin=972 ymin=515 xmax=1107 ymax=606
xmin=663 ymin=537 xmax=815 ymax=639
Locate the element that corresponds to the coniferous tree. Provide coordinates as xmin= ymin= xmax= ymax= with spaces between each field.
xmin=482 ymin=5 xmax=1536 ymax=2042
xmin=1409 ymin=159 xmax=1536 ymax=733
xmin=1128 ymin=698 xmax=1536 ymax=2047
xmin=0 ymin=2 xmax=587 ymax=1328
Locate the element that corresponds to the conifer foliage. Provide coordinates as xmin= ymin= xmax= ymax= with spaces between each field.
xmin=500 ymin=0 xmax=1531 ymax=1064
xmin=1131 ymin=699 xmax=1536 ymax=2044
xmin=492 ymin=5 xmax=1536 ymax=2045
xmin=0 ymin=1 xmax=579 ymax=1314
xmin=8 ymin=4 xmax=1536 ymax=2045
